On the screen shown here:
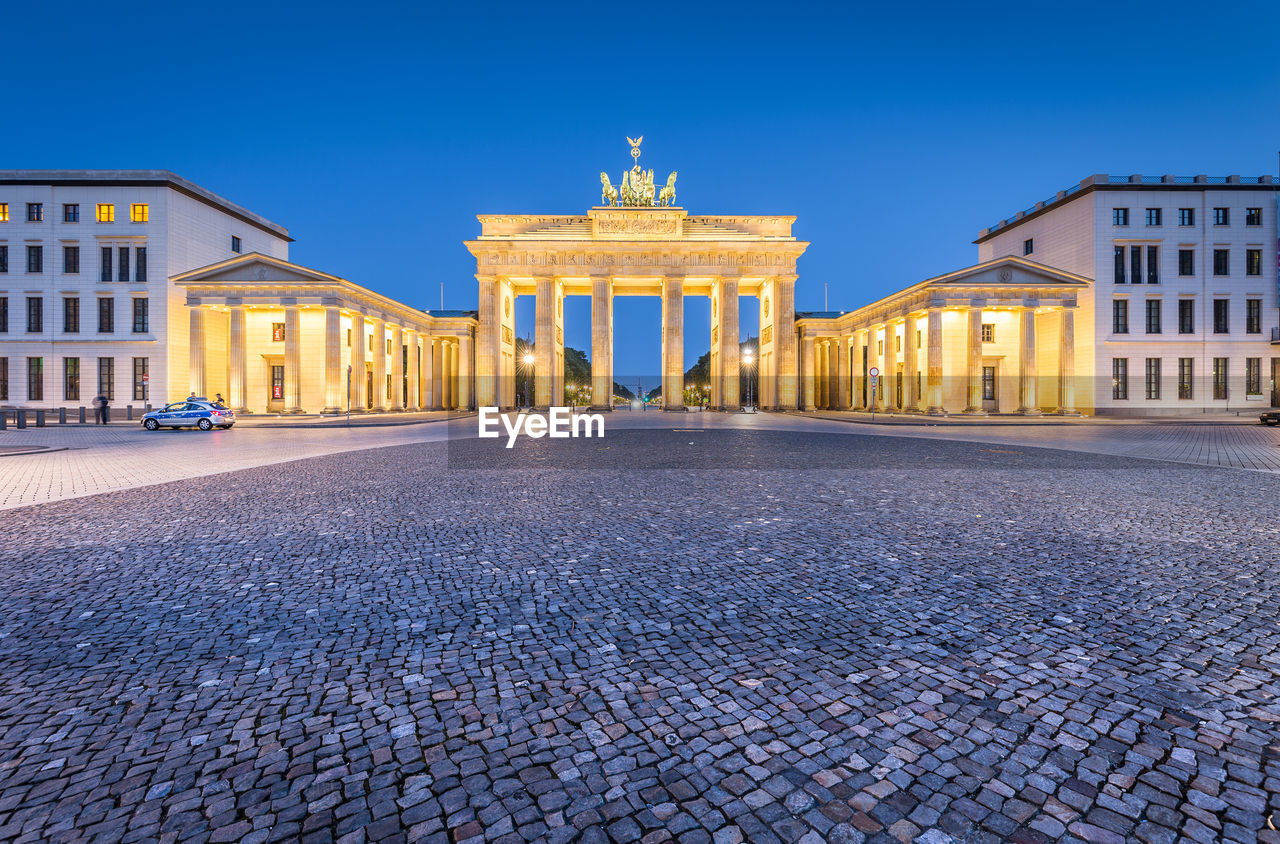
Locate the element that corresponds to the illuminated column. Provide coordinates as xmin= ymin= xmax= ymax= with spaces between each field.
xmin=1058 ymin=308 xmax=1078 ymax=414
xmin=552 ymin=281 xmax=565 ymax=407
xmin=853 ymin=330 xmax=869 ymax=410
xmin=430 ymin=337 xmax=442 ymax=410
xmin=189 ymin=307 xmax=206 ymax=398
xmin=228 ymin=305 xmax=247 ymax=413
xmin=801 ymin=334 xmax=816 ymax=411
xmin=476 ymin=276 xmax=499 ymax=408
xmin=404 ymin=329 xmax=418 ymax=410
xmin=388 ymin=324 xmax=403 ymax=410
xmin=925 ymin=309 xmax=945 ymax=415
xmin=284 ymin=305 xmax=302 ymax=413
xmin=590 ymin=277 xmax=613 ymax=410
xmin=663 ymin=276 xmax=684 ymax=410
xmin=1017 ymin=307 xmax=1041 ymax=415
xmin=775 ymin=276 xmax=798 ymax=409
xmin=323 ymin=306 xmax=342 ymax=413
xmin=534 ymin=277 xmax=554 ymax=407
xmin=719 ymin=278 xmax=740 ymax=410
xmin=370 ymin=317 xmax=387 ymax=412
xmin=819 ymin=340 xmax=831 ymax=409
xmin=865 ymin=325 xmax=880 ymax=412
xmin=442 ymin=341 xmax=454 ymax=409
xmin=836 ymin=337 xmax=850 ymax=410
xmin=350 ymin=314 xmax=366 ymax=411
xmin=963 ymin=307 xmax=985 ymax=414
xmin=886 ymin=323 xmax=901 ymax=410
xmin=903 ymin=314 xmax=919 ymax=412
xmin=457 ymin=332 xmax=473 ymax=411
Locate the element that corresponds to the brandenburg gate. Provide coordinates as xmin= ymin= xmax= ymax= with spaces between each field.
xmin=467 ymin=139 xmax=810 ymax=411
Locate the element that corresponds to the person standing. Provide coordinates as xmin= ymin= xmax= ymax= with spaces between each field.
xmin=93 ymin=393 xmax=109 ymax=425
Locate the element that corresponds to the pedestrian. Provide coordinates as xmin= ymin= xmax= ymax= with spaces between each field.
xmin=93 ymin=393 xmax=109 ymax=425
xmin=188 ymin=391 xmax=197 ymax=400
xmin=215 ymin=392 xmax=224 ymax=405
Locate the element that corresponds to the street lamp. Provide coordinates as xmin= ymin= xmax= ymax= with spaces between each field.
xmin=742 ymin=351 xmax=756 ymax=412
xmin=520 ymin=351 xmax=535 ymax=407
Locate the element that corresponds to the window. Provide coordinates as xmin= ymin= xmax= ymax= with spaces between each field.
xmin=981 ymin=323 xmax=994 ymax=343
xmin=271 ymin=322 xmax=285 ymax=342
xmin=0 ymin=358 xmax=6 ymax=400
xmin=1112 ymin=299 xmax=1129 ymax=334
xmin=132 ymin=298 xmax=148 ymax=333
xmin=97 ymin=357 xmax=114 ymax=401
xmin=386 ymin=338 xmax=393 ymax=355
xmin=1246 ymin=207 xmax=1262 ymax=226
xmin=0 ymin=297 xmax=6 ymax=332
xmin=1145 ymin=358 xmax=1160 ymax=400
xmin=1113 ymin=208 xmax=1129 ymax=226
xmin=1213 ymin=299 xmax=1229 ymax=334
xmin=1178 ymin=358 xmax=1193 ymax=399
xmin=1246 ymin=358 xmax=1262 ymax=395
xmin=1246 ymin=298 xmax=1261 ymax=334
xmin=386 ymin=374 xmax=393 ymax=400
xmin=1177 ymin=299 xmax=1194 ymax=334
xmin=1212 ymin=358 xmax=1228 ymax=399
xmin=231 ymin=235 xmax=242 ymax=253
xmin=1146 ymin=245 xmax=1159 ymax=284
xmin=96 ymin=203 xmax=114 ymax=223
xmin=117 ymin=247 xmax=129 ymax=282
xmin=0 ymin=203 xmax=7 ymax=222
xmin=26 ymin=297 xmax=42 ymax=333
xmin=98 ymin=297 xmax=114 ymax=333
xmin=135 ymin=246 xmax=147 ymax=282
xmin=1213 ymin=207 xmax=1228 ymax=226
xmin=1178 ymin=208 xmax=1194 ymax=226
xmin=346 ymin=328 xmax=351 ymax=346
xmin=132 ymin=357 xmax=148 ymax=401
xmin=27 ymin=358 xmax=43 ymax=401
xmin=26 ymin=203 xmax=43 ymax=222
xmin=1114 ymin=245 xmax=1126 ymax=283
xmin=0 ymin=245 xmax=6 ymax=273
xmin=1112 ymin=358 xmax=1128 ymax=400
xmin=64 ymin=357 xmax=80 ymax=401
xmin=63 ymin=204 xmax=79 ymax=223
xmin=130 ymin=203 xmax=148 ymax=223
xmin=100 ymin=246 xmax=112 ymax=281
xmin=1145 ymin=299 xmax=1161 ymax=334
xmin=1178 ymin=249 xmax=1194 ymax=276
xmin=63 ymin=245 xmax=79 ymax=274
xmin=1131 ymin=246 xmax=1142 ymax=286
xmin=1246 ymin=249 xmax=1261 ymax=276
xmin=1023 ymin=238 xmax=1034 ymax=256
xmin=1213 ymin=249 xmax=1229 ymax=276
xmin=1146 ymin=208 xmax=1161 ymax=226
xmin=877 ymin=339 xmax=882 ymax=355
xmin=26 ymin=245 xmax=42 ymax=273
xmin=63 ymin=297 xmax=79 ymax=333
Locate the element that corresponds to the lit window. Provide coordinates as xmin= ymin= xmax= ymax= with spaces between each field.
xmin=130 ymin=203 xmax=148 ymax=223
xmin=1245 ymin=207 xmax=1262 ymax=226
xmin=96 ymin=203 xmax=115 ymax=223
xmin=27 ymin=203 xmax=43 ymax=222
xmin=981 ymin=324 xmax=995 ymax=342
xmin=0 ymin=203 xmax=8 ymax=222
xmin=272 ymin=322 xmax=285 ymax=342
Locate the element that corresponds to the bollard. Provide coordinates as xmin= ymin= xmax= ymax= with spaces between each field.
xmin=127 ymin=405 xmax=133 ymax=420
xmin=79 ymin=406 xmax=86 ymax=424
xmin=36 ymin=410 xmax=46 ymax=427
xmin=104 ymin=406 xmax=111 ymax=424
xmin=59 ymin=407 xmax=67 ymax=424
xmin=16 ymin=410 xmax=27 ymax=429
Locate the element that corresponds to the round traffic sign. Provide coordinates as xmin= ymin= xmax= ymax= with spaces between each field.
xmin=868 ymin=367 xmax=879 ymax=377
xmin=142 ymin=374 xmax=149 ymax=383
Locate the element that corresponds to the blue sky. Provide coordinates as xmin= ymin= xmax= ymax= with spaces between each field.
xmin=6 ymin=0 xmax=1280 ymax=387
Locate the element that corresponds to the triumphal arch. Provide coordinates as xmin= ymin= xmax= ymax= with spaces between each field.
xmin=466 ymin=139 xmax=809 ymax=411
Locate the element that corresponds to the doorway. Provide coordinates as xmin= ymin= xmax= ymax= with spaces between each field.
xmin=365 ymin=368 xmax=373 ymax=410
xmin=981 ymin=364 xmax=998 ymax=412
xmin=267 ymin=361 xmax=284 ymax=412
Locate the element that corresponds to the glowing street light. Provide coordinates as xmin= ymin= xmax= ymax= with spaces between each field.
xmin=741 ymin=349 xmax=757 ymax=412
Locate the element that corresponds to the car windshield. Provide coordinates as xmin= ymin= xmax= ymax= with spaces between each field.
xmin=163 ymin=403 xmax=186 ymax=412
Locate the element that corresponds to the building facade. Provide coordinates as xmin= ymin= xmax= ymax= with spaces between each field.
xmin=0 ymin=171 xmax=291 ymax=409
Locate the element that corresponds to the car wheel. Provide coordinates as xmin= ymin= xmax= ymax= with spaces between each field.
xmin=143 ymin=418 xmax=159 ymax=431
xmin=198 ymin=418 xmax=213 ymax=431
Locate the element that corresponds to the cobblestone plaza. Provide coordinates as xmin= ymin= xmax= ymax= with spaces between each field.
xmin=0 ymin=419 xmax=1277 ymax=843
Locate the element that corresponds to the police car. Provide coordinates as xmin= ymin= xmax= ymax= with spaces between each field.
xmin=141 ymin=398 xmax=236 ymax=431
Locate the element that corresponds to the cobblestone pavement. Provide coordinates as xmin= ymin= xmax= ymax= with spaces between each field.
xmin=0 ymin=429 xmax=1277 ymax=844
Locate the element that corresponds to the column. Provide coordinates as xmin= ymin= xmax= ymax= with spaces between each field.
xmin=442 ymin=342 xmax=453 ymax=409
xmin=801 ymin=335 xmax=816 ymax=411
xmin=865 ymin=325 xmax=879 ymax=412
xmin=370 ymin=317 xmax=387 ymax=412
xmin=719 ymin=278 xmax=740 ymax=410
xmin=534 ymin=278 xmax=554 ymax=407
xmin=591 ymin=278 xmax=613 ymax=410
xmin=925 ymin=309 xmax=945 ymax=415
xmin=813 ymin=340 xmax=825 ymax=409
xmin=663 ymin=276 xmax=684 ymax=410
xmin=886 ymin=323 xmax=900 ymax=410
xmin=1058 ymin=308 xmax=1078 ymax=414
xmin=1017 ymin=308 xmax=1042 ymax=415
xmin=389 ymin=324 xmax=404 ymax=410
xmin=963 ymin=307 xmax=985 ymax=414
xmin=350 ymin=314 xmax=366 ymax=412
xmin=189 ymin=307 xmax=206 ymax=398
xmin=457 ymin=332 xmax=473 ymax=411
xmin=475 ymin=276 xmax=499 ymax=409
xmin=430 ymin=337 xmax=442 ymax=410
xmin=228 ymin=305 xmax=247 ymax=413
xmin=903 ymin=314 xmax=919 ymax=412
xmin=405 ymin=330 xmax=419 ymax=410
xmin=853 ymin=330 xmax=869 ymax=410
xmin=776 ymin=276 xmax=798 ymax=409
xmin=284 ymin=305 xmax=302 ymax=413
xmin=323 ymin=307 xmax=342 ymax=413
xmin=836 ymin=337 xmax=849 ymax=410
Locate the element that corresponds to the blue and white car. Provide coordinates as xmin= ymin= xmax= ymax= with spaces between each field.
xmin=141 ymin=399 xmax=235 ymax=431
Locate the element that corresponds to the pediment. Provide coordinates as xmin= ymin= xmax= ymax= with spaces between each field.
xmin=174 ymin=254 xmax=341 ymax=286
xmin=929 ymin=257 xmax=1090 ymax=289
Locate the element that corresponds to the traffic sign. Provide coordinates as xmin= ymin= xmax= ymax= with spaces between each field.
xmin=868 ymin=366 xmax=879 ymax=377
xmin=141 ymin=374 xmax=149 ymax=383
